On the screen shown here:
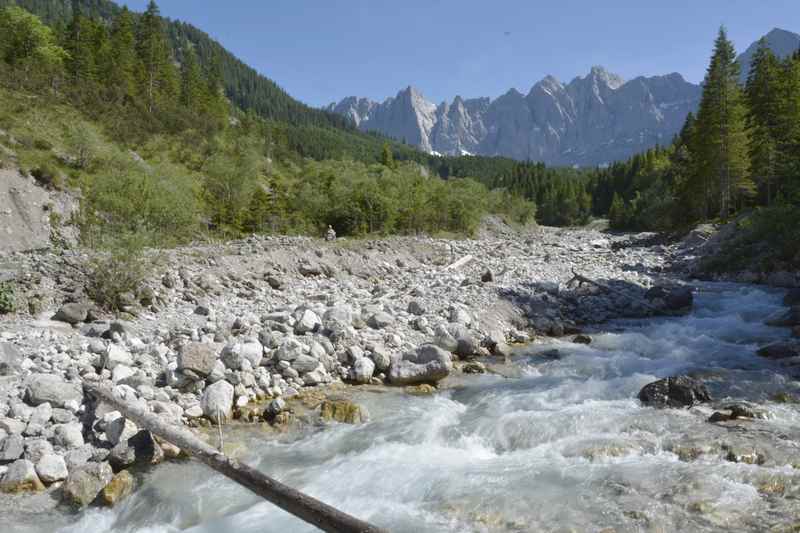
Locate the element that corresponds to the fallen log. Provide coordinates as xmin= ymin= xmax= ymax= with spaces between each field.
xmin=567 ymin=268 xmax=660 ymax=312
xmin=444 ymin=254 xmax=474 ymax=271
xmin=84 ymin=382 xmax=387 ymax=533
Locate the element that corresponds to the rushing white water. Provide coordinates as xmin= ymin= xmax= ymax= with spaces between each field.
xmin=21 ymin=283 xmax=800 ymax=532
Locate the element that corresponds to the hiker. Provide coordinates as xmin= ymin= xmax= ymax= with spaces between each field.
xmin=325 ymin=225 xmax=337 ymax=241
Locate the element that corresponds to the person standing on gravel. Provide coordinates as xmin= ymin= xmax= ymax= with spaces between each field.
xmin=325 ymin=225 xmax=337 ymax=241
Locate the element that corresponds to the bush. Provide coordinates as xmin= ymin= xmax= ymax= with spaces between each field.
xmin=30 ymin=163 xmax=62 ymax=189
xmin=85 ymin=236 xmax=153 ymax=311
xmin=0 ymin=282 xmax=15 ymax=314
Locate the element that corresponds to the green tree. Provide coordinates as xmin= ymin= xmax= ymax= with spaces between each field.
xmin=691 ymin=27 xmax=751 ymax=219
xmin=745 ymin=38 xmax=781 ymax=205
xmin=0 ymin=5 xmax=67 ymax=87
xmin=136 ymin=0 xmax=177 ymax=113
xmin=380 ymin=142 xmax=395 ymax=168
xmin=107 ymin=6 xmax=137 ymax=101
xmin=608 ymin=192 xmax=626 ymax=229
xmin=179 ymin=43 xmax=204 ymax=108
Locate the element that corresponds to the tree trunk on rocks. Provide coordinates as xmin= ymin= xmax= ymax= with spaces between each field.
xmin=83 ymin=382 xmax=386 ymax=533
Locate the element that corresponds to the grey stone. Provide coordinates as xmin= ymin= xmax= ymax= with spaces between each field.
xmin=53 ymin=423 xmax=85 ymax=449
xmin=0 ymin=434 xmax=24 ymax=462
xmin=106 ymin=417 xmax=138 ymax=446
xmin=201 ymin=380 xmax=234 ymax=421
xmin=351 ymin=357 xmax=375 ymax=384
xmin=292 ymin=354 xmax=319 ymax=374
xmin=178 ymin=342 xmax=218 ymax=377
xmin=388 ymin=344 xmax=452 ymax=385
xmin=35 ymin=453 xmax=68 ymax=484
xmin=62 ymin=462 xmax=113 ymax=507
xmin=638 ymin=376 xmax=711 ymax=408
xmin=102 ymin=344 xmax=133 ymax=370
xmin=367 ymin=312 xmax=394 ymax=329
xmin=24 ymin=373 xmax=83 ymax=408
xmin=53 ymin=303 xmax=89 ymax=325
xmin=0 ymin=459 xmax=44 ymax=493
xmin=294 ymin=309 xmax=322 ymax=334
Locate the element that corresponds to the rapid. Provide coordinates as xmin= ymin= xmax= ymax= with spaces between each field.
xmin=29 ymin=283 xmax=800 ymax=532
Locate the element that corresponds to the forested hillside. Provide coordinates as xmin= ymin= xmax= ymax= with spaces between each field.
xmin=585 ymin=28 xmax=800 ymax=272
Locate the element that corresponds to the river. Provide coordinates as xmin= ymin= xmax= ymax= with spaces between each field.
xmin=23 ymin=282 xmax=800 ymax=532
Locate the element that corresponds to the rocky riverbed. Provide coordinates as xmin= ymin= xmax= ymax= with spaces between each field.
xmin=0 ymin=220 xmax=794 ymax=528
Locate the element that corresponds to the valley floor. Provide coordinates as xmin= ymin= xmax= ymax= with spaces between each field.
xmin=0 ymin=220 xmax=793 ymax=528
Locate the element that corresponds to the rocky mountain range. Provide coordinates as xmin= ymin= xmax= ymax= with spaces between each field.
xmin=328 ymin=28 xmax=799 ymax=166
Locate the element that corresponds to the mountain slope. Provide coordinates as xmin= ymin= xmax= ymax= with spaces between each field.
xmin=330 ymin=29 xmax=800 ymax=166
xmin=0 ymin=0 xmax=351 ymax=129
xmin=330 ymin=67 xmax=700 ymax=166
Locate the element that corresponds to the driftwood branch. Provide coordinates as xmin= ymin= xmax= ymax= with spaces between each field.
xmin=445 ymin=254 xmax=474 ymax=271
xmin=84 ymin=382 xmax=387 ymax=533
xmin=567 ymin=268 xmax=660 ymax=311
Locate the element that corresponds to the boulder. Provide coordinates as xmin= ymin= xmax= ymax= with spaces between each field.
xmin=350 ymin=357 xmax=375 ymax=384
xmin=178 ymin=343 xmax=218 ymax=377
xmin=221 ymin=343 xmax=244 ymax=370
xmin=35 ymin=453 xmax=68 ymax=484
xmin=106 ymin=417 xmax=138 ymax=447
xmin=388 ymin=344 xmax=452 ymax=386
xmin=62 ymin=462 xmax=114 ymax=507
xmin=369 ymin=345 xmax=391 ymax=372
xmin=572 ymin=335 xmax=592 ymax=345
xmin=757 ymin=341 xmax=800 ymax=360
xmin=292 ymin=354 xmax=319 ymax=374
xmin=54 ymin=423 xmax=85 ymax=449
xmin=102 ymin=345 xmax=133 ymax=370
xmin=367 ymin=312 xmax=394 ymax=330
xmin=53 ymin=303 xmax=89 ymax=325
xmin=0 ymin=434 xmax=24 ymax=462
xmin=638 ymin=376 xmax=711 ymax=408
xmin=645 ymin=286 xmax=693 ymax=313
xmin=407 ymin=300 xmax=426 ymax=316
xmin=275 ymin=338 xmax=306 ymax=362
xmin=294 ymin=309 xmax=322 ymax=335
xmin=240 ymin=342 xmax=264 ymax=367
xmin=0 ymin=459 xmax=44 ymax=493
xmin=25 ymin=374 xmax=83 ymax=408
xmin=101 ymin=470 xmax=134 ymax=506
xmin=201 ymin=380 xmax=234 ymax=421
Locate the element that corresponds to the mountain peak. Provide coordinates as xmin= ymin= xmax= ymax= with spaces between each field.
xmin=588 ymin=66 xmax=625 ymax=89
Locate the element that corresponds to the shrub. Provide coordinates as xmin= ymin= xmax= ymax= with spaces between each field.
xmin=85 ymin=235 xmax=153 ymax=311
xmin=0 ymin=282 xmax=15 ymax=314
xmin=30 ymin=163 xmax=62 ymax=189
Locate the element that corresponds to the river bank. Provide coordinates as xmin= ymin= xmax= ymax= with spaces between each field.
xmin=0 ymin=221 xmax=796 ymax=530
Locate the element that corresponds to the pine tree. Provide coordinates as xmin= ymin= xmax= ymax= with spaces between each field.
xmin=180 ymin=43 xmax=203 ymax=108
xmin=776 ymin=52 xmax=800 ymax=198
xmin=107 ymin=7 xmax=137 ymax=101
xmin=746 ymin=38 xmax=781 ymax=204
xmin=136 ymin=0 xmax=177 ymax=113
xmin=380 ymin=142 xmax=395 ymax=168
xmin=608 ymin=193 xmax=625 ymax=228
xmin=64 ymin=6 xmax=98 ymax=83
xmin=691 ymin=27 xmax=751 ymax=219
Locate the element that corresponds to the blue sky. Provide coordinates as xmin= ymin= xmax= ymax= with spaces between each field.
xmin=121 ymin=0 xmax=800 ymax=107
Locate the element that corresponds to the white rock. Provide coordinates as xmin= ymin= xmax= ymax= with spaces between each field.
xmin=201 ymin=380 xmax=234 ymax=421
xmin=35 ymin=453 xmax=68 ymax=484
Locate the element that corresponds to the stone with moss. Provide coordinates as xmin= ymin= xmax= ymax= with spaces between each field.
xmin=319 ymin=399 xmax=367 ymax=424
xmin=101 ymin=470 xmax=134 ymax=507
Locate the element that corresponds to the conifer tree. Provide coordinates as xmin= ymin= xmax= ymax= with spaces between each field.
xmin=691 ymin=27 xmax=751 ymax=219
xmin=746 ymin=38 xmax=781 ymax=204
xmin=180 ymin=43 xmax=203 ymax=108
xmin=107 ymin=7 xmax=137 ymax=101
xmin=64 ymin=6 xmax=98 ymax=83
xmin=380 ymin=142 xmax=394 ymax=168
xmin=776 ymin=52 xmax=800 ymax=197
xmin=136 ymin=0 xmax=177 ymax=113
